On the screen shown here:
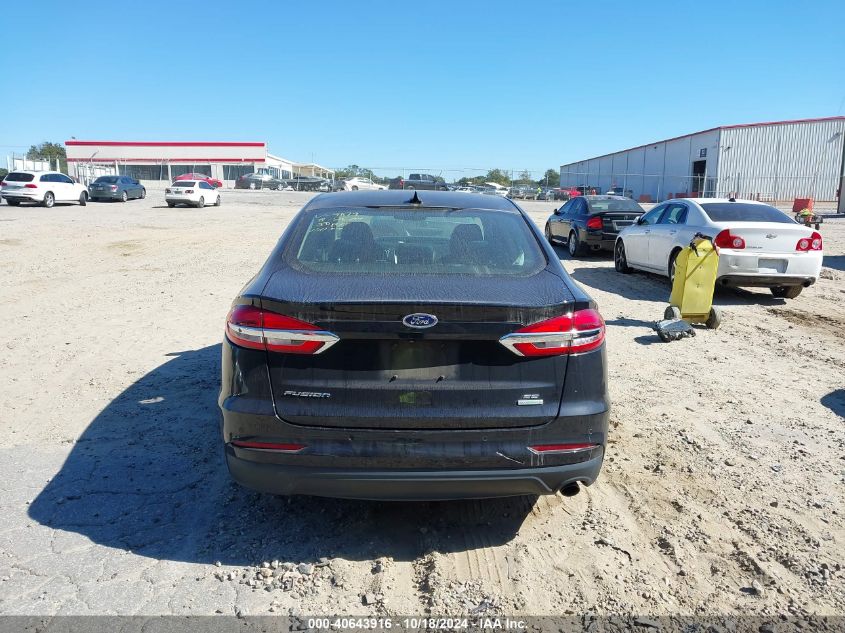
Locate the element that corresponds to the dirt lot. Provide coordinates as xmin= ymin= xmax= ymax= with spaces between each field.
xmin=0 ymin=189 xmax=843 ymax=618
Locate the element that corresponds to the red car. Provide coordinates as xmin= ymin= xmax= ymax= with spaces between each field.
xmin=174 ymin=172 xmax=222 ymax=188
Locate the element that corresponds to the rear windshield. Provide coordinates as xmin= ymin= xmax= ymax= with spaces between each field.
xmin=5 ymin=172 xmax=34 ymax=182
xmin=287 ymin=207 xmax=546 ymax=277
xmin=172 ymin=181 xmax=196 ymax=187
xmin=588 ymin=199 xmax=643 ymax=213
xmin=94 ymin=176 xmax=120 ymax=184
xmin=701 ymin=202 xmax=793 ymax=223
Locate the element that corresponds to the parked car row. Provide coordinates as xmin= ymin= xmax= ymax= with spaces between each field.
xmin=0 ymin=170 xmax=224 ymax=209
xmin=544 ymin=196 xmax=823 ymax=299
xmin=234 ymin=173 xmax=333 ymax=192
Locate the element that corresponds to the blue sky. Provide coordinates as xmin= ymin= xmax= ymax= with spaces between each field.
xmin=2 ymin=0 xmax=843 ymax=178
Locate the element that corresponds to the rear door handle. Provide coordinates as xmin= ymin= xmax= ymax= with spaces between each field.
xmin=669 ymin=229 xmax=678 ymax=235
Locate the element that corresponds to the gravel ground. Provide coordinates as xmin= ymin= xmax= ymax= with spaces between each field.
xmin=0 ymin=189 xmax=842 ymax=618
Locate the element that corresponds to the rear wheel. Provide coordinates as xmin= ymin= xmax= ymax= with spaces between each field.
xmin=42 ymin=192 xmax=55 ymax=209
xmin=614 ymin=240 xmax=633 ymax=273
xmin=140 ymin=188 xmax=146 ymax=199
xmin=668 ymin=249 xmax=680 ymax=284
xmin=544 ymin=223 xmax=554 ymax=244
xmin=79 ymin=191 xmax=87 ymax=206
xmin=120 ymin=191 xmax=128 ymax=203
xmin=770 ymin=285 xmax=803 ymax=299
xmin=167 ymin=202 xmax=176 ymax=208
xmin=249 ymin=182 xmax=257 ymax=190
xmin=7 ymin=200 xmax=20 ymax=206
xmin=568 ymin=230 xmax=585 ymax=257
xmin=215 ymin=195 xmax=221 ymax=206
xmin=351 ymin=186 xmax=358 ymax=191
xmin=197 ymin=196 xmax=205 ymax=208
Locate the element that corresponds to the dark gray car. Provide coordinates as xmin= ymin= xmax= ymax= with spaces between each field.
xmin=89 ymin=176 xmax=146 ymax=202
xmin=220 ymin=190 xmax=609 ymax=500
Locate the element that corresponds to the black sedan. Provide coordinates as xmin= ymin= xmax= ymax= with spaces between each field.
xmin=545 ymin=195 xmax=644 ymax=257
xmin=88 ymin=175 xmax=146 ymax=202
xmin=220 ymin=190 xmax=610 ymax=500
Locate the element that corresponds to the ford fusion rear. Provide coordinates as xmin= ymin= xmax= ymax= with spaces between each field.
xmin=219 ymin=190 xmax=610 ymax=500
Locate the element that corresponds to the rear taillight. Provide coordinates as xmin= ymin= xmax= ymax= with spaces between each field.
xmin=586 ymin=216 xmax=603 ymax=230
xmin=399 ymin=179 xmax=404 ymax=187
xmin=714 ymin=229 xmax=745 ymax=249
xmin=528 ymin=443 xmax=597 ymax=454
xmin=226 ymin=305 xmax=339 ymax=354
xmin=499 ymin=309 xmax=605 ymax=356
xmin=231 ymin=440 xmax=306 ymax=452
xmin=796 ymin=231 xmax=822 ymax=252
xmin=0 ymin=181 xmax=6 ymax=186
xmin=24 ymin=184 xmax=38 ymax=189
xmin=110 ymin=185 xmax=117 ymax=191
xmin=185 ymin=189 xmax=194 ymax=194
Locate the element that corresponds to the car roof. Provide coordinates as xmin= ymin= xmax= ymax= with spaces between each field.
xmin=672 ymin=197 xmax=772 ymax=206
xmin=304 ymin=190 xmax=522 ymax=212
xmin=8 ymin=170 xmax=62 ymax=175
xmin=582 ymin=195 xmax=629 ymax=201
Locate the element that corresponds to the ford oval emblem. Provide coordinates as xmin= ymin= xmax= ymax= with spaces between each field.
xmin=402 ymin=313 xmax=438 ymax=329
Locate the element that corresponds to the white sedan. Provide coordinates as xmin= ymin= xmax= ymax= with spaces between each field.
xmin=165 ymin=180 xmax=221 ymax=208
xmin=614 ymin=198 xmax=823 ymax=299
xmin=341 ymin=177 xmax=386 ymax=191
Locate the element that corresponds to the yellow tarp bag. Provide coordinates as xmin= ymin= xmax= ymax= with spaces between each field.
xmin=667 ymin=237 xmax=722 ymax=328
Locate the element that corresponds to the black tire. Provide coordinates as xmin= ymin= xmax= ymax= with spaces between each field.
xmin=664 ymin=305 xmax=682 ymax=320
xmin=706 ymin=307 xmax=723 ymax=329
xmin=214 ymin=195 xmax=221 ymax=206
xmin=544 ymin=223 xmax=554 ymax=244
xmin=7 ymin=200 xmax=20 ymax=206
xmin=568 ymin=230 xmax=585 ymax=257
xmin=668 ymin=249 xmax=681 ymax=284
xmin=120 ymin=191 xmax=128 ymax=203
xmin=140 ymin=188 xmax=146 ymax=199
xmin=197 ymin=196 xmax=205 ymax=208
xmin=42 ymin=192 xmax=55 ymax=209
xmin=79 ymin=191 xmax=87 ymax=206
xmin=167 ymin=202 xmax=175 ymax=208
xmin=249 ymin=182 xmax=257 ymax=190
xmin=770 ymin=285 xmax=803 ymax=299
xmin=351 ymin=186 xmax=358 ymax=191
xmin=614 ymin=240 xmax=633 ymax=273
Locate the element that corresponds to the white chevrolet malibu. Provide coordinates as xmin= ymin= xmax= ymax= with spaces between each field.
xmin=614 ymin=198 xmax=823 ymax=299
xmin=164 ymin=180 xmax=221 ymax=208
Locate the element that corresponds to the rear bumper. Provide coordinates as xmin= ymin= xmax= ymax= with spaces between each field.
xmin=225 ymin=445 xmax=604 ymax=500
xmin=89 ymin=190 xmax=122 ymax=199
xmin=1 ymin=191 xmax=41 ymax=202
xmin=717 ymin=274 xmax=816 ymax=288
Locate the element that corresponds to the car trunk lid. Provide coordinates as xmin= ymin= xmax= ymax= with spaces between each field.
xmin=262 ymin=268 xmax=579 ymax=430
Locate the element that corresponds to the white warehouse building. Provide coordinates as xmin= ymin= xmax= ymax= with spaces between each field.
xmin=560 ymin=116 xmax=845 ymax=210
xmin=64 ymin=140 xmax=334 ymax=187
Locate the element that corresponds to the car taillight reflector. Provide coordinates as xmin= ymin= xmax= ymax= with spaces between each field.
xmin=499 ymin=309 xmax=605 ymax=356
xmin=528 ymin=443 xmax=597 ymax=454
xmin=226 ymin=304 xmax=339 ymax=354
xmin=110 ymin=185 xmax=117 ymax=191
xmin=714 ymin=229 xmax=745 ymax=249
xmin=796 ymin=231 xmax=822 ymax=252
xmin=0 ymin=181 xmax=6 ymax=186
xmin=24 ymin=184 xmax=38 ymax=189
xmin=586 ymin=216 xmax=603 ymax=229
xmin=231 ymin=440 xmax=306 ymax=452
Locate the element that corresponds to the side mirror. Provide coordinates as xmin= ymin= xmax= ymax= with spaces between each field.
xmin=553 ymin=208 xmax=560 ymax=215
xmin=636 ymin=216 xmax=645 ymax=225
